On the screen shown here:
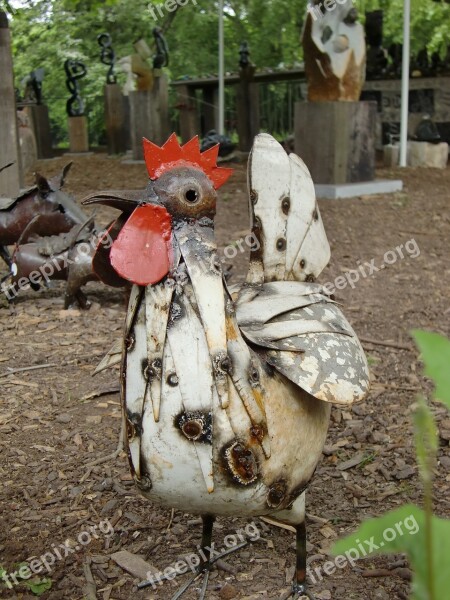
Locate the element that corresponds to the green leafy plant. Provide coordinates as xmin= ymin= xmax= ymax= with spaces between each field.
xmin=23 ymin=577 xmax=53 ymax=596
xmin=333 ymin=331 xmax=450 ymax=600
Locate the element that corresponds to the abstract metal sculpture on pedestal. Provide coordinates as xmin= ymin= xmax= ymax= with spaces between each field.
xmin=152 ymin=27 xmax=169 ymax=71
xmin=98 ymin=33 xmax=117 ymax=85
xmin=64 ymin=59 xmax=87 ymax=117
xmin=302 ymin=0 xmax=366 ymax=101
xmin=23 ymin=68 xmax=45 ymax=104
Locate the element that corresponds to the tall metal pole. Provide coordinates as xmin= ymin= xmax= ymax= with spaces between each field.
xmin=218 ymin=0 xmax=225 ymax=135
xmin=399 ymin=0 xmax=410 ymax=167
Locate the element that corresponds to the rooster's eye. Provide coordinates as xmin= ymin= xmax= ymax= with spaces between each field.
xmin=184 ymin=189 xmax=199 ymax=203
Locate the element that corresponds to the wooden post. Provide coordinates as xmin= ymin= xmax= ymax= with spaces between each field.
xmin=28 ymin=104 xmax=53 ymax=159
xmin=129 ymin=74 xmax=170 ymax=160
xmin=203 ymin=87 xmax=219 ymax=133
xmin=104 ymin=83 xmax=127 ymax=155
xmin=68 ymin=116 xmax=89 ymax=153
xmin=294 ymin=101 xmax=377 ymax=184
xmin=0 ymin=10 xmax=22 ymax=197
xmin=176 ymin=83 xmax=198 ymax=143
xmin=236 ymin=65 xmax=260 ymax=152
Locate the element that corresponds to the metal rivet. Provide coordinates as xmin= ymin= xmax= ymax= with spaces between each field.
xmin=276 ymin=238 xmax=286 ymax=251
xmin=220 ymin=356 xmax=232 ymax=373
xmin=250 ymin=190 xmax=258 ymax=205
xmin=300 ymin=259 xmax=306 ymax=269
xmin=281 ymin=197 xmax=290 ymax=215
xmin=167 ymin=373 xmax=179 ymax=387
xmin=249 ymin=367 xmax=259 ymax=383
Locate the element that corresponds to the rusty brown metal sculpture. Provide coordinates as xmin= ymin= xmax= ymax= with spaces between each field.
xmin=0 ymin=163 xmax=88 ymax=268
xmin=302 ymin=0 xmax=366 ymax=101
xmin=6 ymin=218 xmax=111 ymax=309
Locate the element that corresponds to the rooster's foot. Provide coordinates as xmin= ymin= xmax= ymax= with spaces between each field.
xmin=138 ymin=541 xmax=248 ymax=598
xmin=138 ymin=515 xmax=250 ymax=597
xmin=281 ymin=583 xmax=316 ymax=600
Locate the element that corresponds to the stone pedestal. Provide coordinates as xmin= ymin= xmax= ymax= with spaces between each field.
xmin=384 ymin=141 xmax=449 ymax=169
xmin=104 ymin=84 xmax=128 ymax=155
xmin=28 ymin=104 xmax=53 ymax=158
xmin=129 ymin=75 xmax=170 ymax=160
xmin=294 ymin=101 xmax=377 ymax=184
xmin=68 ymin=116 xmax=89 ymax=153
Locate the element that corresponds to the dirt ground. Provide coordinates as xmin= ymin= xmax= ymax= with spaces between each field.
xmin=0 ymin=152 xmax=449 ymax=600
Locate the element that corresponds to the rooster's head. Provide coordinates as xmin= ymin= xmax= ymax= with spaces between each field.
xmin=83 ymin=134 xmax=233 ymax=287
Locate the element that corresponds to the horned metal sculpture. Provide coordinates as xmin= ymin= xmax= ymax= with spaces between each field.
xmin=7 ymin=217 xmax=118 ymax=309
xmin=64 ymin=59 xmax=87 ymax=117
xmin=0 ymin=164 xmax=88 ymax=268
xmin=98 ymin=33 xmax=117 ymax=85
xmin=83 ymin=134 xmax=370 ymax=599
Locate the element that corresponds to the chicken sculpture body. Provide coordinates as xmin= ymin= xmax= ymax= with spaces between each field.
xmin=85 ymin=134 xmax=369 ymax=599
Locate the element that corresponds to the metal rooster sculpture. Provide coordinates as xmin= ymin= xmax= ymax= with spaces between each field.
xmin=83 ymin=134 xmax=369 ymax=599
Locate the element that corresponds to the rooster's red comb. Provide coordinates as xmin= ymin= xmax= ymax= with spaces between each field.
xmin=143 ymin=134 xmax=233 ymax=190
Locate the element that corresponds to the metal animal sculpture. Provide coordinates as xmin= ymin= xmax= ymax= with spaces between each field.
xmin=64 ymin=59 xmax=87 ymax=117
xmin=8 ymin=218 xmax=103 ymax=309
xmin=83 ymin=134 xmax=370 ymax=599
xmin=98 ymin=33 xmax=117 ymax=85
xmin=302 ymin=0 xmax=366 ymax=101
xmin=0 ymin=164 xmax=88 ymax=268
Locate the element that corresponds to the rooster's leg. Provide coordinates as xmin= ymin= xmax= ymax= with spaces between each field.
xmin=281 ymin=522 xmax=316 ymax=600
xmin=138 ymin=515 xmax=249 ymax=598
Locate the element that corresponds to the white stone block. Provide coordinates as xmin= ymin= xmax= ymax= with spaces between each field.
xmin=384 ymin=141 xmax=449 ymax=169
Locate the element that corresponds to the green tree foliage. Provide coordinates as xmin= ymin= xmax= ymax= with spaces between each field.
xmin=8 ymin=0 xmax=450 ymax=145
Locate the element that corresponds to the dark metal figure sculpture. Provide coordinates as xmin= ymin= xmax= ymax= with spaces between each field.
xmin=64 ymin=59 xmax=87 ymax=117
xmin=239 ymin=41 xmax=251 ymax=68
xmin=0 ymin=164 xmax=88 ymax=268
xmin=98 ymin=33 xmax=117 ymax=85
xmin=23 ymin=68 xmax=45 ymax=104
xmin=152 ymin=27 xmax=169 ymax=70
xmin=386 ymin=43 xmax=403 ymax=78
xmin=365 ymin=10 xmax=388 ymax=80
xmin=414 ymin=115 xmax=442 ymax=143
xmin=201 ymin=130 xmax=235 ymax=157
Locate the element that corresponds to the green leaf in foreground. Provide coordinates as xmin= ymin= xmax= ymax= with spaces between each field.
xmin=332 ymin=505 xmax=450 ymax=600
xmin=23 ymin=577 xmax=52 ymax=596
xmin=412 ymin=330 xmax=450 ymax=409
